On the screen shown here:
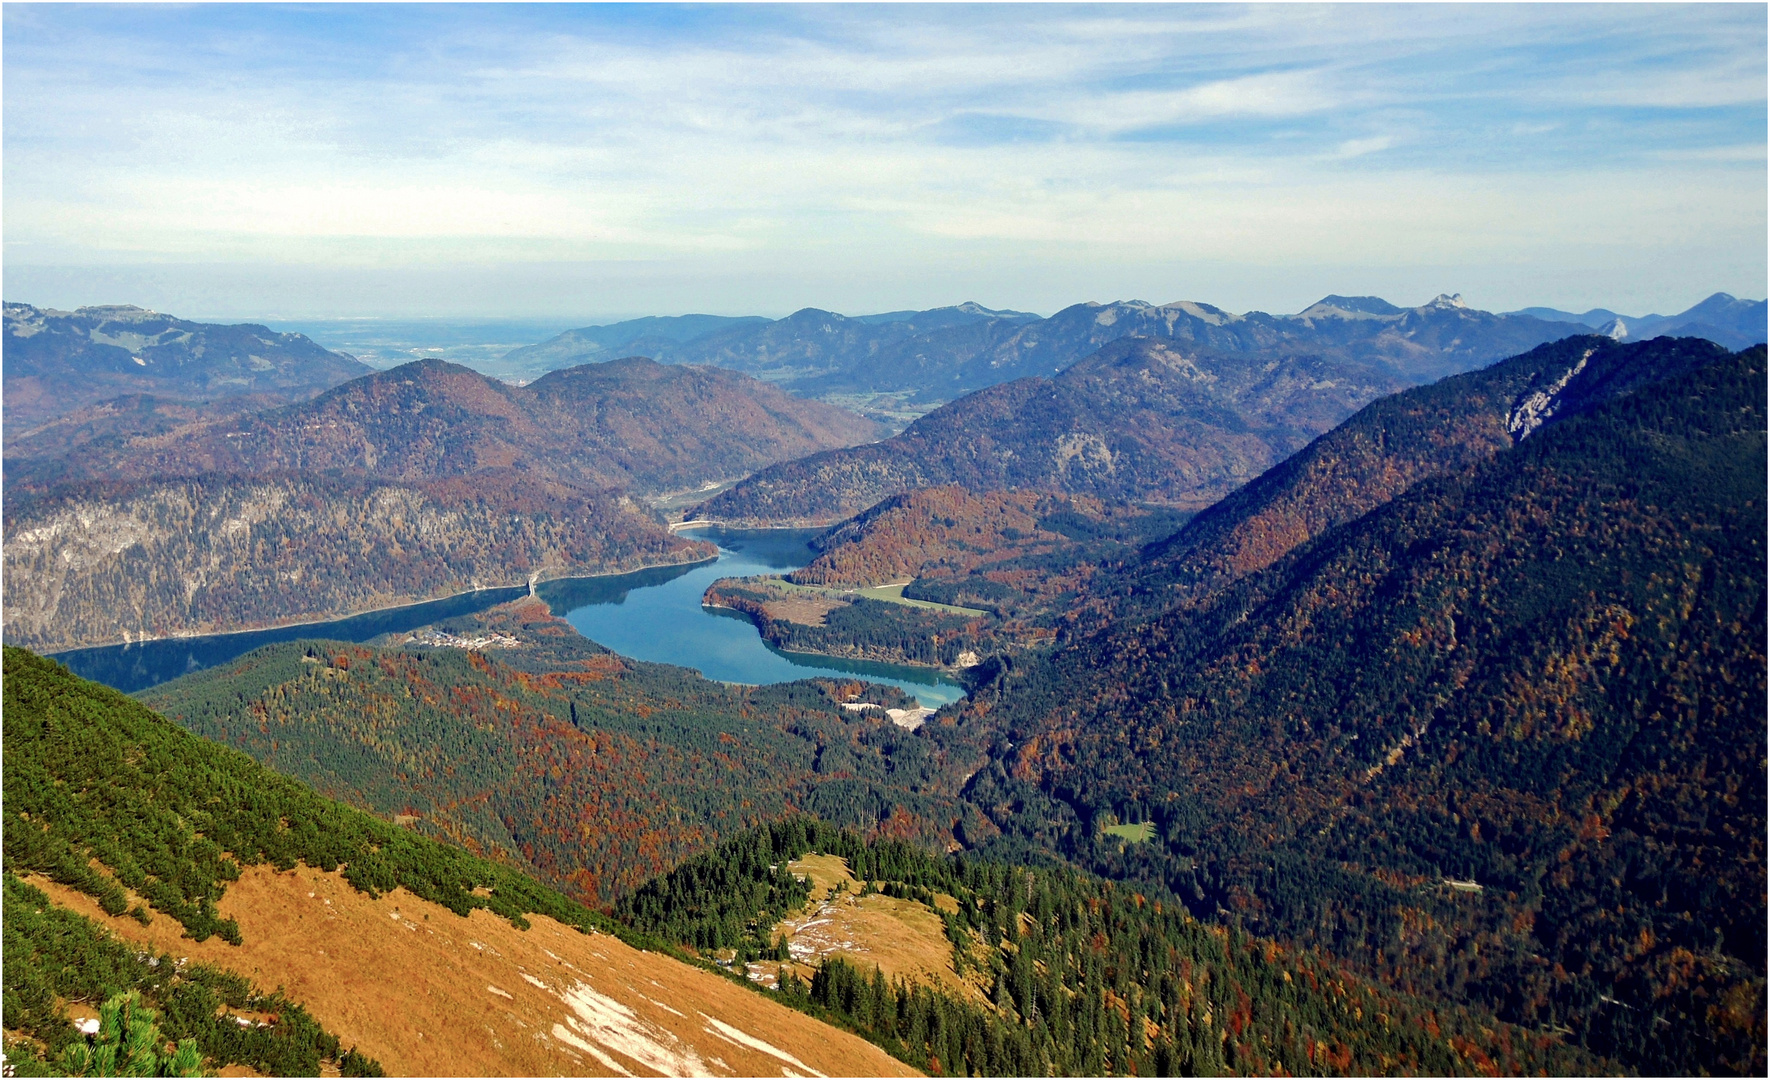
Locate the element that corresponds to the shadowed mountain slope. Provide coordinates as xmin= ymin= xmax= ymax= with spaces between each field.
xmin=1112 ymin=335 xmax=1738 ymax=616
xmin=959 ymin=342 xmax=1767 ymax=1075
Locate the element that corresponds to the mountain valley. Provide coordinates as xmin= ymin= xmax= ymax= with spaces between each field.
xmin=4 ymin=296 xmax=1764 ymax=1078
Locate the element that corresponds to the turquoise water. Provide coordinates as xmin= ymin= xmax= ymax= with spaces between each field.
xmin=540 ymin=527 xmax=967 ymax=708
xmin=58 ymin=528 xmax=967 ymax=708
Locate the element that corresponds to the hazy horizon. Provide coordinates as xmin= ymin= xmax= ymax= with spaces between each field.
xmin=6 ymin=4 xmax=1765 ymax=321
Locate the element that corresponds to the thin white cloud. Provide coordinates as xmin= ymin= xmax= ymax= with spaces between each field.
xmin=2 ymin=4 xmax=1763 ymax=316
xmin=1333 ymin=136 xmax=1396 ymax=160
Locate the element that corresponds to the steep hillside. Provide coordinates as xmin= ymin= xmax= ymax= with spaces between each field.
xmin=2 ymin=473 xmax=709 ymax=653
xmin=135 ymin=599 xmax=989 ymax=903
xmin=696 ymin=338 xmax=1410 ymax=525
xmin=3 ymin=303 xmax=370 ymax=428
xmin=960 ymin=345 xmax=1767 ymax=1074
xmin=1116 ymin=335 xmax=1735 ymax=617
xmin=9 ymin=356 xmax=882 ymax=499
xmin=1 ymin=646 xmax=916 ymax=1077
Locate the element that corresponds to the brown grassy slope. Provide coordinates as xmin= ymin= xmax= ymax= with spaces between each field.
xmin=26 ymin=868 xmax=917 ymax=1078
xmin=762 ymin=854 xmax=983 ymax=1005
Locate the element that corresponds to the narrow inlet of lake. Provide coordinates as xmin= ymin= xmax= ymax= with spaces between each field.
xmin=539 ymin=527 xmax=967 ymax=708
xmin=57 ymin=527 xmax=967 ymax=708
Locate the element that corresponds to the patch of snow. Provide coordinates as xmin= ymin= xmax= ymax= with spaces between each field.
xmin=487 ymin=985 xmax=513 ymax=1000
xmin=699 ymin=1014 xmax=826 ymax=1077
xmin=556 ymin=982 xmax=714 ymax=1077
xmin=550 ymin=1024 xmax=634 ymax=1076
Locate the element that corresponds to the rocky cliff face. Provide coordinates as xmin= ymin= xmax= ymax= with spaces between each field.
xmin=4 ymin=474 xmax=710 ymax=652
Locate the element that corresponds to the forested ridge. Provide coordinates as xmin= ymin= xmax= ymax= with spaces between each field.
xmin=1102 ymin=334 xmax=1739 ymax=623
xmin=137 ymin=600 xmax=990 ymax=903
xmin=619 ymin=819 xmax=1602 ymax=1076
xmin=8 ymin=355 xmax=876 ymax=499
xmin=957 ymin=342 xmax=1767 ymax=1073
xmin=696 ymin=337 xmax=1411 ymax=525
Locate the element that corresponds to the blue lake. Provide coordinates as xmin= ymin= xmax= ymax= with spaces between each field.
xmin=54 ymin=527 xmax=967 ymax=707
xmin=542 ymin=527 xmax=967 ymax=708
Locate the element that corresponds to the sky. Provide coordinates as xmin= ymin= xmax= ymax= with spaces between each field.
xmin=4 ymin=3 xmax=1765 ymax=322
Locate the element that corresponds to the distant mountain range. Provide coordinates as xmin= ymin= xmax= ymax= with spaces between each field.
xmin=500 ymin=291 xmax=1765 ymax=409
xmin=1507 ymin=291 xmax=1768 ymax=350
xmin=3 ymin=303 xmax=370 ymax=429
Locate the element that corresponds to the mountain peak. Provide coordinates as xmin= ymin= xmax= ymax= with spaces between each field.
xmin=1293 ymin=295 xmax=1405 ymax=320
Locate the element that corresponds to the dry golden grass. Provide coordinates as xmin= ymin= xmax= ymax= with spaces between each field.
xmin=762 ymin=857 xmax=986 ymax=1006
xmin=25 ymin=868 xmax=917 ymax=1078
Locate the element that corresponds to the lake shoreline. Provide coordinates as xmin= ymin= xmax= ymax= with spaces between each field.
xmin=47 ymin=553 xmax=719 ymax=657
